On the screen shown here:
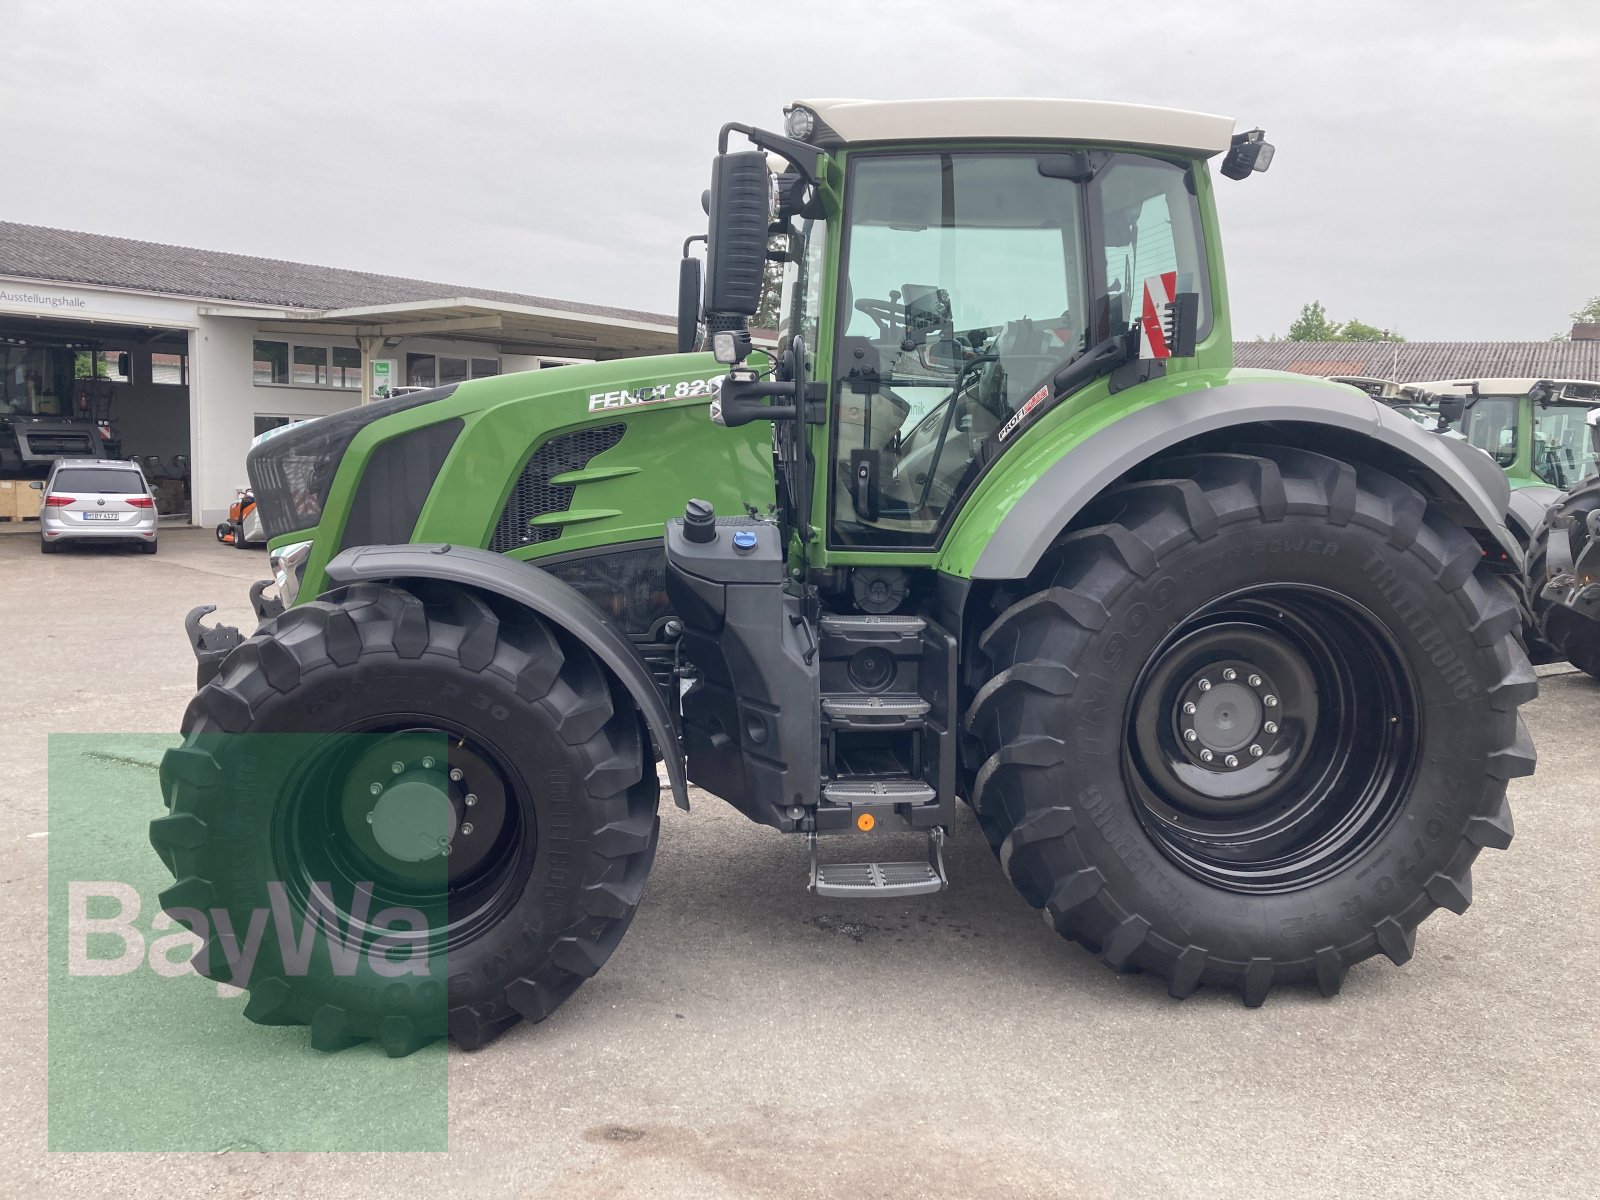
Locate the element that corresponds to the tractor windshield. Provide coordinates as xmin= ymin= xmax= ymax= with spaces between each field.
xmin=1532 ymin=400 xmax=1600 ymax=487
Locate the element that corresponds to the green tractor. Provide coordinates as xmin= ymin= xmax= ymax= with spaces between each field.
xmin=1529 ymin=413 xmax=1600 ymax=679
xmin=1411 ymin=377 xmax=1600 ymax=661
xmin=156 ymin=99 xmax=1536 ymax=1056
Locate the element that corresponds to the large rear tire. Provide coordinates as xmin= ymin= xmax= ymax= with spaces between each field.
xmin=966 ymin=447 xmax=1535 ymax=1005
xmin=152 ymin=579 xmax=659 ymax=1055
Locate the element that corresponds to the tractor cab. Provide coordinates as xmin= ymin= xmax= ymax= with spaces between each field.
xmin=663 ymin=100 xmax=1264 ymax=892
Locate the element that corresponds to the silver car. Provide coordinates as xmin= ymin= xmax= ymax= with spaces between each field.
xmin=39 ymin=458 xmax=159 ymax=554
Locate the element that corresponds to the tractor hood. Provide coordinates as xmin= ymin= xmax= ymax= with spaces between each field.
xmin=251 ymin=351 xmax=775 ymax=605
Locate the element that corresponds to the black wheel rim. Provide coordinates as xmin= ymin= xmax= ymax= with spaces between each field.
xmin=1123 ymin=585 xmax=1420 ymax=894
xmin=273 ymin=717 xmax=536 ymax=956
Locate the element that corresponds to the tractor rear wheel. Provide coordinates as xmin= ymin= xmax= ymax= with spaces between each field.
xmin=966 ymin=447 xmax=1535 ymax=1005
xmin=151 ymin=579 xmax=659 ymax=1055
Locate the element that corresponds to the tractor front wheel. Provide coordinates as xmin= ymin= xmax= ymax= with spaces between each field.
xmin=151 ymin=579 xmax=659 ymax=1055
xmin=967 ymin=447 xmax=1535 ymax=1004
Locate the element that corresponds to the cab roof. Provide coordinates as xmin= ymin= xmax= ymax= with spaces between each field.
xmin=788 ymin=98 xmax=1237 ymax=155
xmin=1410 ymin=377 xmax=1600 ymax=397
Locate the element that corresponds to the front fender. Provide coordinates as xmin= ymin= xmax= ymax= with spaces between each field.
xmin=957 ymin=371 xmax=1519 ymax=580
xmin=323 ymin=543 xmax=689 ymax=811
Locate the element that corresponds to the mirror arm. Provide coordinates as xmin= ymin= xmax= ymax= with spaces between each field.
xmin=717 ymin=122 xmax=821 ymax=184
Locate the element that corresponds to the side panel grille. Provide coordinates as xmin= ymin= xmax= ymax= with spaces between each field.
xmin=489 ymin=424 xmax=625 ymax=552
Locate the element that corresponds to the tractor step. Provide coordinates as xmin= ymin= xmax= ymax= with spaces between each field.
xmin=821 ymin=778 xmax=936 ymax=805
xmin=818 ymin=613 xmax=926 ymax=636
xmin=808 ymin=829 xmax=947 ymax=899
xmin=821 ymin=693 xmax=929 ymax=728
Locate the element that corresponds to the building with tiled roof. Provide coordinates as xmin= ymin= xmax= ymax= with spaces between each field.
xmin=1233 ymin=337 xmax=1600 ymax=383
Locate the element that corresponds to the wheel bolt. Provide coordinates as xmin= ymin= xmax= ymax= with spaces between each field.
xmin=460 ymin=822 xmax=474 ymax=835
xmin=1249 ymin=744 xmax=1264 ymax=757
xmin=1263 ymin=695 xmax=1278 ymax=708
xmin=1199 ymin=749 xmax=1214 ymax=762
xmin=1224 ymin=754 xmax=1238 ymax=767
xmin=369 ymin=782 xmax=382 ymax=796
xmin=422 ymin=756 xmax=435 ymax=769
xmin=1264 ymin=720 xmax=1278 ymax=734
xmin=1197 ymin=679 xmax=1212 ymax=692
xmin=1222 ymin=668 xmax=1237 ymax=681
xmin=449 ymin=768 xmax=464 ymax=783
xmin=366 ymin=811 xmax=375 ymax=823
xmin=441 ymin=844 xmax=451 ymax=856
xmin=1248 ymin=674 xmax=1262 ymax=687
xmin=1183 ymin=729 xmax=1199 ymax=743
xmin=465 ymin=793 xmax=478 ymax=806
xmin=390 ymin=761 xmax=404 ymax=774
xmin=1183 ymin=702 xmax=1197 ymax=715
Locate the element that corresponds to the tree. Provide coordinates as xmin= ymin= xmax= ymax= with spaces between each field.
xmin=1286 ymin=300 xmax=1341 ymax=341
xmin=1339 ymin=319 xmax=1404 ymax=342
xmin=1572 ymin=296 xmax=1600 ymax=324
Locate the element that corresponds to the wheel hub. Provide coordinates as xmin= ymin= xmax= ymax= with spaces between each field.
xmin=1176 ymin=661 xmax=1282 ymax=769
xmin=368 ymin=773 xmax=457 ymax=862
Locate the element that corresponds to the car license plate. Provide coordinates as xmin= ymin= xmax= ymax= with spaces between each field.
xmin=82 ymin=512 xmax=120 ymax=521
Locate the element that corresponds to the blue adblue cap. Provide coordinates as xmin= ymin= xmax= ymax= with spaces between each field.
xmin=731 ymin=529 xmax=758 ymax=552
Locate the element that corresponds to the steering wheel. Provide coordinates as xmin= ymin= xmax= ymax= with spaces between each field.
xmin=854 ymin=298 xmax=899 ymax=340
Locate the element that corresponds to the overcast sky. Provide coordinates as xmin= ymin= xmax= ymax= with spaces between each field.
xmin=3 ymin=0 xmax=1596 ymax=341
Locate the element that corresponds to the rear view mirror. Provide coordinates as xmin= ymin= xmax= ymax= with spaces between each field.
xmin=29 ymin=480 xmax=43 ymax=490
xmin=1528 ymin=380 xmax=1554 ymax=407
xmin=703 ymin=151 xmax=771 ymax=318
xmin=1436 ymin=394 xmax=1466 ymax=426
xmin=677 ymin=254 xmax=703 ymax=354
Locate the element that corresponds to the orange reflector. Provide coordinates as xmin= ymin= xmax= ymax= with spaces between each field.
xmin=856 ymin=813 xmax=876 ymax=832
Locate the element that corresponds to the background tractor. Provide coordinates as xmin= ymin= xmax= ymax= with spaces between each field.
xmin=156 ymin=98 xmax=1535 ymax=1057
xmin=1412 ymin=377 xmax=1600 ymax=661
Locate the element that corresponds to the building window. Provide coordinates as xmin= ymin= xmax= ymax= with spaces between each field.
xmin=151 ymin=352 xmax=187 ymax=386
xmin=406 ymin=353 xmax=436 ymax=387
xmin=405 ymin=353 xmax=501 ymax=388
xmin=292 ymin=345 xmax=329 ymax=386
xmin=254 ymin=413 xmax=315 ymax=438
xmin=254 ymin=340 xmax=289 ymax=384
xmin=332 ymin=346 xmax=362 ymax=389
xmin=256 ymin=340 xmax=369 ymax=389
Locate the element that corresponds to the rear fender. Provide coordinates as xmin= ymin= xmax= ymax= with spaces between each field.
xmin=962 ymin=374 xmax=1520 ymax=580
xmin=323 ymin=543 xmax=689 ymax=810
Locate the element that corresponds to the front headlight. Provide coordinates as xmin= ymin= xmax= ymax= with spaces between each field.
xmin=270 ymin=539 xmax=315 ymax=608
xmin=247 ymin=386 xmax=448 ymax=538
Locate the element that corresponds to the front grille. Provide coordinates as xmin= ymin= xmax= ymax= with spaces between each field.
xmin=489 ymin=424 xmax=625 ymax=552
xmin=338 ymin=419 xmax=463 ymax=552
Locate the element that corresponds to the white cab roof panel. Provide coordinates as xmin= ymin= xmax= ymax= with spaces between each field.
xmin=790 ymin=98 xmax=1237 ymax=155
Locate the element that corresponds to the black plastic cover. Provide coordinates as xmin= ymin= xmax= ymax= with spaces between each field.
xmin=338 ymin=419 xmax=462 ymax=552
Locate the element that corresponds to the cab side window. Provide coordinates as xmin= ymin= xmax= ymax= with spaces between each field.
xmin=1089 ymin=156 xmax=1211 ymax=343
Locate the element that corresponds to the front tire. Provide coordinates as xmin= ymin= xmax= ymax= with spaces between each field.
xmin=152 ymin=580 xmax=659 ymax=1055
xmin=966 ymin=447 xmax=1535 ymax=1005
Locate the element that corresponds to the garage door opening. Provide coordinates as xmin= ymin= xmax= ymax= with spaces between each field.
xmin=0 ymin=317 xmax=192 ymax=522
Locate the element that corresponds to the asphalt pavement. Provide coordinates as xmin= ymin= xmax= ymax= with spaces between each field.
xmin=1 ymin=526 xmax=1595 ymax=1198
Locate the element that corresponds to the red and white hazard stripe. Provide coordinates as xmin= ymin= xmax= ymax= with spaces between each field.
xmin=1139 ymin=271 xmax=1178 ymax=360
